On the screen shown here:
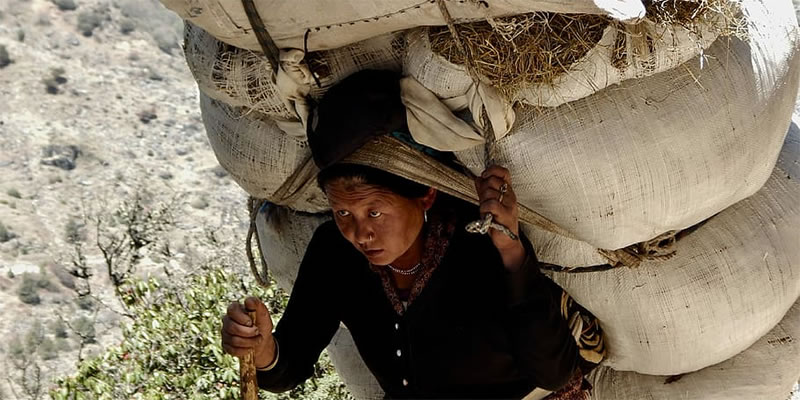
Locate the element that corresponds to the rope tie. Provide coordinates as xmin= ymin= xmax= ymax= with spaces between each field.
xmin=246 ymin=197 xmax=271 ymax=288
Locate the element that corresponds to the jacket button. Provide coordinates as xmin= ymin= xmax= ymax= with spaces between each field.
xmin=402 ymin=379 xmax=409 ymax=387
xmin=396 ymin=349 xmax=402 ymax=357
xmin=394 ymin=323 xmax=399 ymax=330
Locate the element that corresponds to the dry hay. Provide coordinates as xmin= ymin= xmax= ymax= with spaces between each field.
xmin=644 ymin=0 xmax=746 ymax=38
xmin=428 ymin=13 xmax=609 ymax=98
xmin=429 ymin=1 xmax=745 ymax=98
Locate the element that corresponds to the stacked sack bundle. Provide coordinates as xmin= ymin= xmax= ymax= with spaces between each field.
xmin=163 ymin=0 xmax=800 ymax=398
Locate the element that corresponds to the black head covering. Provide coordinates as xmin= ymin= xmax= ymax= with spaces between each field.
xmin=307 ymin=70 xmax=406 ymax=170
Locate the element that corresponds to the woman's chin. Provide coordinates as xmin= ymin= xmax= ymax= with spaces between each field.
xmin=364 ymin=249 xmax=391 ymax=265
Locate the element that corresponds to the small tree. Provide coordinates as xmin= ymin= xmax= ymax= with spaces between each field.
xmin=17 ymin=274 xmax=41 ymax=305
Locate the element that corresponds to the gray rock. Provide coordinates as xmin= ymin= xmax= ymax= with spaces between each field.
xmin=190 ymin=197 xmax=208 ymax=210
xmin=40 ymin=144 xmax=80 ymax=170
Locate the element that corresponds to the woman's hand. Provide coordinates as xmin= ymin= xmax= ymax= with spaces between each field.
xmin=475 ymin=165 xmax=526 ymax=271
xmin=221 ymin=296 xmax=277 ymax=369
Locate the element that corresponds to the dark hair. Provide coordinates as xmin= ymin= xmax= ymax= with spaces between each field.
xmin=317 ymin=163 xmax=430 ymax=199
xmin=307 ymin=70 xmax=406 ymax=170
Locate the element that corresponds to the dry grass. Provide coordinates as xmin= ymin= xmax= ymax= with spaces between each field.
xmin=429 ymin=0 xmax=745 ymax=97
xmin=644 ymin=0 xmax=746 ymax=38
xmin=429 ymin=13 xmax=609 ymax=97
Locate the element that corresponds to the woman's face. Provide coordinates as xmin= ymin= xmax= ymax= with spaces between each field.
xmin=325 ymin=181 xmax=434 ymax=266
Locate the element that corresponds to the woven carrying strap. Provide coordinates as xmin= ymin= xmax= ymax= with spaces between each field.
xmin=344 ymin=136 xmax=574 ymax=238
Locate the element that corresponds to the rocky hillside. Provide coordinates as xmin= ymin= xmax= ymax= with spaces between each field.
xmin=0 ymin=0 xmax=254 ymax=397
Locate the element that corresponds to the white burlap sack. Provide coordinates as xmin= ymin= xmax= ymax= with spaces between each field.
xmin=541 ymin=127 xmax=800 ymax=375
xmin=587 ymin=297 xmax=800 ymax=400
xmin=199 ymin=93 xmax=329 ymax=213
xmin=521 ymin=122 xmax=800 ymax=269
xmin=456 ymin=0 xmax=800 ymax=250
xmin=403 ymin=20 xmax=719 ymax=109
xmin=255 ymin=208 xmax=385 ymax=399
xmin=161 ymin=0 xmax=645 ymax=52
xmin=185 ymin=22 xmax=405 ymax=123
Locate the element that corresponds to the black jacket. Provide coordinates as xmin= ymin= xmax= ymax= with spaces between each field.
xmin=257 ymin=216 xmax=579 ymax=399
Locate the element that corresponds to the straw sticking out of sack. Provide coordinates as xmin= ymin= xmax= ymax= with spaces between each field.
xmin=428 ymin=0 xmax=746 ymax=99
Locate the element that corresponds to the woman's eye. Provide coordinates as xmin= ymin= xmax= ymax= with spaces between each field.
xmin=336 ymin=210 xmax=350 ymax=217
xmin=369 ymin=211 xmax=382 ymax=218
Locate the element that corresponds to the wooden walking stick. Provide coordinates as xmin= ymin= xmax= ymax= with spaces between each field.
xmin=241 ymin=309 xmax=259 ymax=400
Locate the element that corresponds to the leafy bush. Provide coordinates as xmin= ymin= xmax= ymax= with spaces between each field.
xmin=119 ymin=18 xmax=135 ymax=34
xmin=0 ymin=221 xmax=16 ymax=242
xmin=52 ymin=318 xmax=69 ymax=338
xmin=52 ymin=0 xmax=78 ymax=11
xmin=71 ymin=316 xmax=96 ymax=344
xmin=74 ymin=295 xmax=95 ymax=310
xmin=17 ymin=274 xmax=41 ymax=305
xmin=0 ymin=44 xmax=10 ymax=68
xmin=77 ymin=10 xmax=102 ymax=37
xmin=52 ymin=267 xmax=353 ymax=400
xmin=6 ymin=188 xmax=21 ymax=198
xmin=65 ymin=217 xmax=85 ymax=243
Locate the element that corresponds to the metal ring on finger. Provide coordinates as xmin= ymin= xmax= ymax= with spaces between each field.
xmin=497 ymin=182 xmax=508 ymax=205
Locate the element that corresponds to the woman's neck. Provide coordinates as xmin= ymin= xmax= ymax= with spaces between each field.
xmin=390 ymin=227 xmax=425 ymax=270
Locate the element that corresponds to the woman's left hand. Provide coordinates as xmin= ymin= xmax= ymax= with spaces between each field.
xmin=474 ymin=166 xmax=526 ymax=271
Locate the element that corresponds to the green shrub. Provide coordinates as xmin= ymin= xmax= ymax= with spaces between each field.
xmin=119 ymin=18 xmax=135 ymax=34
xmin=65 ymin=217 xmax=85 ymax=243
xmin=0 ymin=44 xmax=10 ymax=68
xmin=52 ymin=318 xmax=69 ymax=338
xmin=71 ymin=316 xmax=95 ymax=344
xmin=40 ymin=338 xmax=57 ymax=360
xmin=17 ymin=274 xmax=41 ymax=305
xmin=77 ymin=10 xmax=101 ymax=37
xmin=0 ymin=222 xmax=16 ymax=242
xmin=75 ymin=295 xmax=95 ymax=310
xmin=52 ymin=0 xmax=77 ymax=11
xmin=6 ymin=188 xmax=21 ymax=198
xmin=52 ymin=267 xmax=352 ymax=400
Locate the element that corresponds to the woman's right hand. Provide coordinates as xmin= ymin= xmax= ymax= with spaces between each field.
xmin=221 ymin=296 xmax=277 ymax=369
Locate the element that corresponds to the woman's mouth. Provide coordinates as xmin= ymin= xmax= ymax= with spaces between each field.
xmin=364 ymin=249 xmax=383 ymax=257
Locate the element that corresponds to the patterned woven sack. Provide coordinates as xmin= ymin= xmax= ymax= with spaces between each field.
xmin=161 ymin=0 xmax=646 ymax=51
xmin=199 ymin=93 xmax=329 ymax=213
xmin=185 ymin=22 xmax=405 ymax=122
xmin=539 ymin=127 xmax=800 ymax=375
xmin=586 ymin=297 xmax=800 ymax=400
xmin=456 ymin=0 xmax=800 ymax=250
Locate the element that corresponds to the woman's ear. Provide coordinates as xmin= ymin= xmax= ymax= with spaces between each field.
xmin=421 ymin=187 xmax=437 ymax=211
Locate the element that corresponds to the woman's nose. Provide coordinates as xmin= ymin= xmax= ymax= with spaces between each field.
xmin=354 ymin=222 xmax=374 ymax=245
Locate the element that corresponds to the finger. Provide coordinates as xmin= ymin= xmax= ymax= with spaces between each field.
xmin=479 ymin=187 xmax=502 ymax=205
xmin=480 ymin=199 xmax=506 ymax=217
xmin=246 ymin=296 xmax=274 ymax=333
xmin=222 ymin=315 xmax=259 ymax=338
xmin=481 ymin=165 xmax=512 ymax=184
xmin=227 ymin=334 xmax=262 ymax=349
xmin=476 ymin=176 xmax=507 ymax=196
xmin=222 ymin=343 xmax=252 ymax=359
xmin=227 ymin=301 xmax=253 ymax=327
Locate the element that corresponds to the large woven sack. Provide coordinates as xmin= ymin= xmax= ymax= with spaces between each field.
xmin=586 ymin=297 xmax=800 ymax=400
xmin=199 ymin=93 xmax=328 ymax=213
xmin=255 ymin=208 xmax=384 ymax=399
xmin=456 ymin=0 xmax=800 ymax=250
xmin=521 ymin=124 xmax=800 ymax=269
xmin=185 ymin=22 xmax=405 ymax=121
xmin=403 ymin=20 xmax=719 ymax=108
xmin=540 ymin=128 xmax=800 ymax=375
xmin=161 ymin=0 xmax=646 ymax=52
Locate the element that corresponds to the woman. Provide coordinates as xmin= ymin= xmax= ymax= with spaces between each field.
xmin=221 ymin=70 xmax=592 ymax=399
